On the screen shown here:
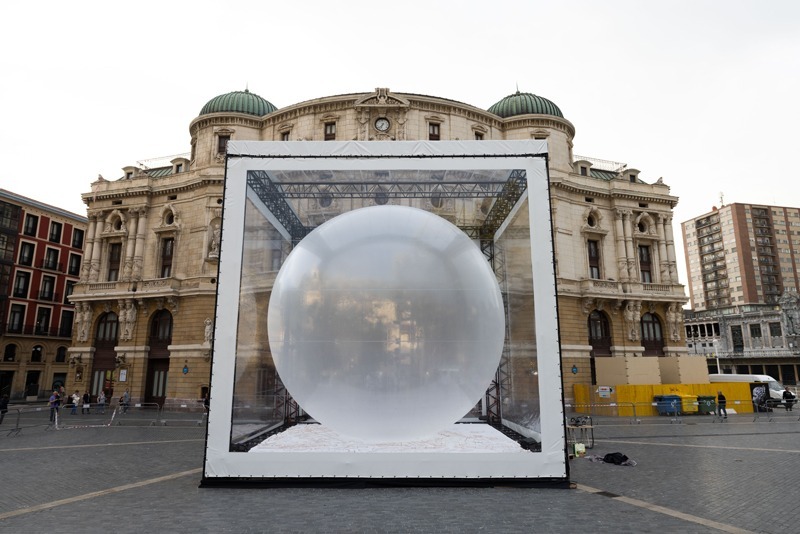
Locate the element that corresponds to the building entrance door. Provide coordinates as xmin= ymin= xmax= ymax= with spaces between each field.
xmin=0 ymin=371 xmax=14 ymax=397
xmin=145 ymin=359 xmax=169 ymax=407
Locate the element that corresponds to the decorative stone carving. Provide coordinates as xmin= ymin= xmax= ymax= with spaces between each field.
xmin=667 ymin=303 xmax=682 ymax=342
xmin=204 ymin=318 xmax=213 ymax=343
xmin=624 ymin=300 xmax=641 ymax=341
xmin=208 ymin=221 xmax=221 ymax=259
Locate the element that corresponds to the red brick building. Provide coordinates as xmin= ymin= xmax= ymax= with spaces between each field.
xmin=0 ymin=189 xmax=87 ymax=400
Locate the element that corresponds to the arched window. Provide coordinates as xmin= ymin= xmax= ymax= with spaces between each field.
xmin=588 ymin=311 xmax=611 ymax=357
xmin=31 ymin=345 xmax=44 ymax=362
xmin=95 ymin=312 xmax=119 ymax=344
xmin=55 ymin=346 xmax=67 ymax=363
xmin=3 ymin=344 xmax=17 ymax=362
xmin=641 ymin=312 xmax=665 ymax=356
xmin=149 ymin=310 xmax=173 ymax=343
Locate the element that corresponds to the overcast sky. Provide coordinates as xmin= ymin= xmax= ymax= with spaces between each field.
xmin=2 ymin=0 xmax=799 ymax=288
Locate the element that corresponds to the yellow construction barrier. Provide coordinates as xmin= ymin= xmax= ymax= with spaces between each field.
xmin=573 ymin=382 xmax=754 ymax=416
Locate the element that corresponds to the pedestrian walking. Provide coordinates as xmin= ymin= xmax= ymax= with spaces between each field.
xmin=782 ymin=386 xmax=796 ymax=411
xmin=82 ymin=391 xmax=91 ymax=414
xmin=716 ymin=391 xmax=727 ymax=419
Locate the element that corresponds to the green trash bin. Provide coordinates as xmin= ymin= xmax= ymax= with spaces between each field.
xmin=697 ymin=395 xmax=716 ymax=415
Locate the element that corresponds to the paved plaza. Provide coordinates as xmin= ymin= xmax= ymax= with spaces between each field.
xmin=1 ymin=408 xmax=799 ymax=533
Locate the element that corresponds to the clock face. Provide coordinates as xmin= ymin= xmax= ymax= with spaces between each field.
xmin=374 ymin=118 xmax=390 ymax=132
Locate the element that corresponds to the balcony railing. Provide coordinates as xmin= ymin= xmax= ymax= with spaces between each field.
xmin=38 ymin=260 xmax=64 ymax=272
xmin=38 ymin=291 xmax=60 ymax=302
xmin=2 ymin=323 xmax=72 ymax=338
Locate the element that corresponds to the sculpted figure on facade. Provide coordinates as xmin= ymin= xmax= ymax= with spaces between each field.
xmin=666 ymin=303 xmax=682 ymax=342
xmin=208 ymin=222 xmax=221 ymax=259
xmin=624 ymin=300 xmax=641 ymax=341
xmin=77 ymin=302 xmax=92 ymax=343
xmin=120 ymin=300 xmax=137 ymax=340
xmin=779 ymin=291 xmax=800 ymax=336
xmin=204 ymin=317 xmax=213 ymax=343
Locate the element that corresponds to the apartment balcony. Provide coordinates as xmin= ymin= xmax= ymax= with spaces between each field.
xmin=37 ymin=291 xmax=61 ymax=302
xmin=38 ymin=260 xmax=64 ymax=272
xmin=2 ymin=323 xmax=72 ymax=338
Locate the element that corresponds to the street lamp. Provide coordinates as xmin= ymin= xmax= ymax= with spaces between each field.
xmin=713 ymin=339 xmax=721 ymax=373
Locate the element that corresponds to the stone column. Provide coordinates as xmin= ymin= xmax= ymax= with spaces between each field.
xmin=664 ymin=215 xmax=678 ymax=281
xmin=122 ymin=210 xmax=139 ymax=282
xmin=657 ymin=214 xmax=670 ymax=284
xmin=622 ymin=210 xmax=636 ymax=281
xmin=132 ymin=208 xmax=147 ymax=280
xmin=614 ymin=209 xmax=629 ymax=282
xmin=88 ymin=213 xmax=104 ymax=282
xmin=80 ymin=215 xmax=98 ymax=283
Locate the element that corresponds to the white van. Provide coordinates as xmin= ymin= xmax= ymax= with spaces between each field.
xmin=708 ymin=374 xmax=787 ymax=409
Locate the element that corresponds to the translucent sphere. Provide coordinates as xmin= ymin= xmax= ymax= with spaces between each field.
xmin=267 ymin=205 xmax=505 ymax=441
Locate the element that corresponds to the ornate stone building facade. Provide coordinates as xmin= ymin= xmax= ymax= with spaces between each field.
xmin=68 ymin=88 xmax=693 ymax=406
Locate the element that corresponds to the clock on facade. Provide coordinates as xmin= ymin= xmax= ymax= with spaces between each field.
xmin=374 ymin=117 xmax=390 ymax=132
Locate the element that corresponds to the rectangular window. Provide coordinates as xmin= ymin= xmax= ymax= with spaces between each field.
xmin=175 ymin=163 xmax=183 ymax=173
xmin=72 ymin=228 xmax=84 ymax=248
xmin=217 ymin=135 xmax=230 ymax=155
xmin=60 ymin=310 xmax=74 ymax=337
xmin=324 ymin=123 xmax=336 ymax=141
xmin=580 ymin=166 xmax=588 ymax=176
xmin=35 ymin=307 xmax=51 ymax=335
xmin=44 ymin=248 xmax=59 ymax=271
xmin=68 ymin=253 xmax=81 ymax=276
xmin=8 ymin=304 xmax=24 ymax=333
xmin=23 ymin=214 xmax=38 ymax=236
xmin=769 ymin=322 xmax=782 ymax=337
xmin=108 ymin=243 xmax=122 ymax=281
xmin=64 ymin=280 xmax=75 ymax=304
xmin=49 ymin=221 xmax=62 ymax=243
xmin=13 ymin=271 xmax=30 ymax=298
xmin=40 ymin=275 xmax=55 ymax=301
xmin=474 ymin=132 xmax=484 ymax=140
xmin=0 ymin=202 xmax=18 ymax=230
xmin=638 ymin=245 xmax=652 ymax=283
xmin=19 ymin=242 xmax=34 ymax=266
xmin=731 ymin=325 xmax=744 ymax=352
xmin=160 ymin=237 xmax=174 ymax=278
xmin=281 ymin=131 xmax=290 ymax=141
xmin=428 ymin=123 xmax=440 ymax=141
xmin=749 ymin=324 xmax=762 ymax=338
xmin=587 ymin=240 xmax=601 ymax=279
xmin=0 ymin=234 xmax=12 ymax=263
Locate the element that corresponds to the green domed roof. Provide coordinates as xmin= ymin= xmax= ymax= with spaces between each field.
xmin=488 ymin=91 xmax=563 ymax=118
xmin=199 ymin=89 xmax=277 ymax=117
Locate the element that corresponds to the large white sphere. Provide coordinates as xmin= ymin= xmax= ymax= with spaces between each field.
xmin=267 ymin=205 xmax=505 ymax=441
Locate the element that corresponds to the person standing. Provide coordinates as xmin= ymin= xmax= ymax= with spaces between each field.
xmin=82 ymin=391 xmax=91 ymax=414
xmin=717 ymin=391 xmax=727 ymax=419
xmin=97 ymin=390 xmax=106 ymax=415
xmin=0 ymin=394 xmax=9 ymax=425
xmin=49 ymin=390 xmax=61 ymax=422
xmin=782 ymin=386 xmax=796 ymax=411
xmin=121 ymin=389 xmax=130 ymax=414
xmin=70 ymin=391 xmax=80 ymax=415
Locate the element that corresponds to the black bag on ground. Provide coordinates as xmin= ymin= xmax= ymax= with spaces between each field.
xmin=603 ymin=452 xmax=629 ymax=465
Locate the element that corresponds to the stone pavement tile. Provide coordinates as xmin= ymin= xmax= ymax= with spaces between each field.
xmin=3 ymin=419 xmax=795 ymax=533
xmin=1 ymin=475 xmax=717 ymax=533
xmin=571 ymin=418 xmax=800 ymax=533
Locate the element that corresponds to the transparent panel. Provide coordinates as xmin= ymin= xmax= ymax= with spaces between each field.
xmin=205 ymin=140 xmax=563 ymax=481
